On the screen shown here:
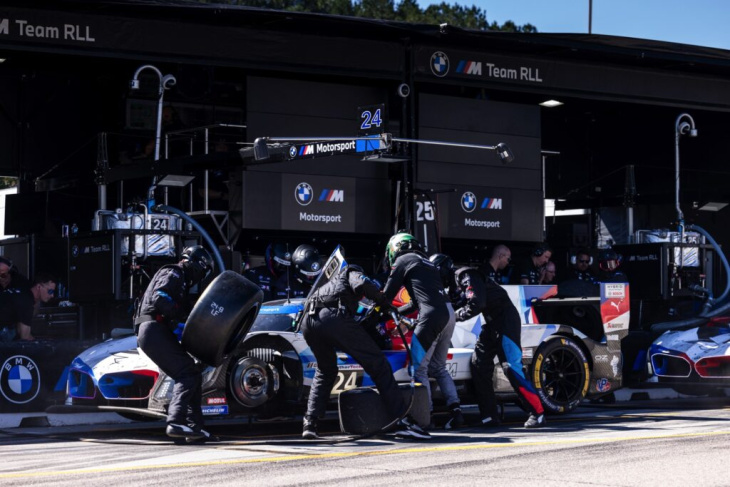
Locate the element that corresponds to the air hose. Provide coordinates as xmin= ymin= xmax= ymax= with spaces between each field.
xmin=650 ymin=224 xmax=730 ymax=336
xmin=154 ymin=204 xmax=225 ymax=275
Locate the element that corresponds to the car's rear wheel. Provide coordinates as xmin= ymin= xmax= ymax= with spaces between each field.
xmin=531 ymin=337 xmax=590 ymax=414
xmin=182 ymin=271 xmax=263 ymax=367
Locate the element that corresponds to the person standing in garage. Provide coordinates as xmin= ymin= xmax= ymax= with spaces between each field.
xmin=515 ymin=244 xmax=552 ymax=284
xmin=454 ymin=266 xmax=547 ymax=428
xmin=301 ymin=259 xmax=430 ymax=440
xmin=134 ymin=245 xmax=215 ymax=442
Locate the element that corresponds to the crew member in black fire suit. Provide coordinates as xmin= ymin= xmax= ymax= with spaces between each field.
xmin=273 ymin=244 xmax=322 ymax=299
xmin=454 ymin=267 xmax=546 ymax=428
xmin=134 ymin=245 xmax=214 ymax=441
xmin=382 ymin=233 xmax=451 ymax=384
xmin=244 ymin=243 xmax=291 ymax=302
xmin=301 ymin=258 xmax=430 ymax=440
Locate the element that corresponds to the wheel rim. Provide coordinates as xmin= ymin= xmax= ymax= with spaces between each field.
xmin=230 ymin=357 xmax=278 ymax=407
xmin=541 ymin=347 xmax=585 ymax=404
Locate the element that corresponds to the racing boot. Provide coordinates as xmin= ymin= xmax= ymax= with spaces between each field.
xmin=186 ymin=425 xmax=220 ymax=443
xmin=302 ymin=416 xmax=320 ymax=440
xmin=444 ymin=403 xmax=465 ymax=430
xmin=524 ymin=413 xmax=546 ymax=429
xmin=478 ymin=416 xmax=501 ymax=428
xmin=166 ymin=423 xmax=205 ymax=440
xmin=392 ymin=415 xmax=431 ymax=440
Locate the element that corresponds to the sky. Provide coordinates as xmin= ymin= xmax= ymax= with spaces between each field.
xmin=416 ymin=0 xmax=730 ymax=51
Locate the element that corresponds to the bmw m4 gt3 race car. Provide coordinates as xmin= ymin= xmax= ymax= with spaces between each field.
xmin=65 ymin=246 xmax=631 ymax=420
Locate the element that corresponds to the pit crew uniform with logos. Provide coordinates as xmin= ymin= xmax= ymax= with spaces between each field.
xmin=454 ymin=267 xmax=544 ymax=424
xmin=515 ymin=258 xmax=541 ymax=285
xmin=134 ymin=264 xmax=203 ymax=433
xmin=302 ymin=265 xmax=406 ymax=421
xmin=383 ymin=252 xmax=451 ymax=371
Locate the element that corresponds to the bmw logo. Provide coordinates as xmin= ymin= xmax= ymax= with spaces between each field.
xmin=430 ymin=51 xmax=450 ymax=77
xmin=0 ymin=355 xmax=41 ymax=404
xmin=295 ymin=182 xmax=314 ymax=206
xmin=311 ymin=261 xmax=320 ymax=272
xmin=71 ymin=245 xmax=79 ymax=258
xmin=289 ymin=146 xmax=297 ymax=158
xmin=461 ymin=191 xmax=477 ymax=213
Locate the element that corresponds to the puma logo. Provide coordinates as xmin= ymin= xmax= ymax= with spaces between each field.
xmin=610 ymin=301 xmax=620 ymax=312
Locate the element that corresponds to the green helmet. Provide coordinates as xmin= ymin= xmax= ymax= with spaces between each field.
xmin=386 ymin=232 xmax=421 ymax=266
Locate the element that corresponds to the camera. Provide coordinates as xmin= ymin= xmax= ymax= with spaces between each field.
xmin=397 ymin=83 xmax=410 ymax=98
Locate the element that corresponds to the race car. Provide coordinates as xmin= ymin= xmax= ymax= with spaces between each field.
xmin=65 ymin=246 xmax=630 ymax=419
xmin=649 ymin=317 xmax=730 ymax=396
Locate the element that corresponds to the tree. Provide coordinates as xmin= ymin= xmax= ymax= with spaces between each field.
xmin=198 ymin=0 xmax=537 ymax=32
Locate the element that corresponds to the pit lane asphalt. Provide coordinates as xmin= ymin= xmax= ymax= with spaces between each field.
xmin=2 ymin=396 xmax=730 ymax=486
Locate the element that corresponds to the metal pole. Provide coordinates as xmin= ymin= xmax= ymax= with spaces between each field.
xmin=588 ymin=0 xmax=593 ymax=34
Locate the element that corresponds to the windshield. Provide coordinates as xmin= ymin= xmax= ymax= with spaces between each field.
xmin=249 ymin=300 xmax=305 ymax=333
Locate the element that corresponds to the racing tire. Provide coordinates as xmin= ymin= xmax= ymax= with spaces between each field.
xmin=531 ymin=337 xmax=590 ymax=414
xmin=182 ymin=271 xmax=264 ymax=367
xmin=338 ymin=383 xmax=429 ymax=435
xmin=229 ymin=356 xmax=278 ymax=408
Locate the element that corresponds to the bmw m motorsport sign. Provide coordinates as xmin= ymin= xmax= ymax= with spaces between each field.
xmin=284 ymin=175 xmax=356 ymax=231
xmin=0 ymin=355 xmax=41 ymax=404
xmin=443 ymin=186 xmax=512 ymax=239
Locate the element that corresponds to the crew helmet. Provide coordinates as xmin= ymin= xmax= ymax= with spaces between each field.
xmin=181 ymin=245 xmax=214 ymax=284
xmin=429 ymin=253 xmax=454 ymax=288
xmin=292 ymin=244 xmax=322 ymax=284
xmin=385 ymin=233 xmax=422 ymax=266
xmin=598 ymin=249 xmax=622 ymax=272
xmin=265 ymin=243 xmax=292 ymax=276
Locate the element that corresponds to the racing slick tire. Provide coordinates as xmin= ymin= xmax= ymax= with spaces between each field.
xmin=229 ymin=356 xmax=278 ymax=408
xmin=530 ymin=337 xmax=590 ymax=414
xmin=183 ymin=271 xmax=264 ymax=367
xmin=338 ymin=383 xmax=429 ymax=435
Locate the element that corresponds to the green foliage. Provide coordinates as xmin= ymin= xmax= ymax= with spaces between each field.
xmin=200 ymin=0 xmax=537 ymax=32
xmin=0 ymin=177 xmax=17 ymax=190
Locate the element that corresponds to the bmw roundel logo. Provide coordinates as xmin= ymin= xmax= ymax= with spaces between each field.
xmin=0 ymin=355 xmax=41 ymax=404
xmin=289 ymin=146 xmax=297 ymax=158
xmin=295 ymin=182 xmax=314 ymax=206
xmin=430 ymin=51 xmax=450 ymax=77
xmin=461 ymin=191 xmax=477 ymax=213
xmin=311 ymin=261 xmax=320 ymax=272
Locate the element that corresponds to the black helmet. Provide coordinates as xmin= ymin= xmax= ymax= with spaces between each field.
xmin=598 ymin=249 xmax=621 ymax=272
xmin=429 ymin=253 xmax=454 ymax=288
xmin=181 ymin=245 xmax=214 ymax=284
xmin=265 ymin=243 xmax=292 ymax=277
xmin=292 ymin=244 xmax=322 ymax=284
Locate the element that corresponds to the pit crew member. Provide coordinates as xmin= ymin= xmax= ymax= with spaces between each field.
xmin=454 ymin=266 xmax=546 ymax=428
xmin=134 ymin=245 xmax=215 ymax=442
xmin=301 ymin=258 xmax=430 ymax=440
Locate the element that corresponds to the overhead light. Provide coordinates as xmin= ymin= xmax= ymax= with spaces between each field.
xmin=699 ymin=202 xmax=728 ymax=212
xmin=539 ymin=99 xmax=564 ymax=108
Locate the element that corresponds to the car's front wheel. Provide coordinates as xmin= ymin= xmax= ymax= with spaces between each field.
xmin=531 ymin=337 xmax=590 ymax=414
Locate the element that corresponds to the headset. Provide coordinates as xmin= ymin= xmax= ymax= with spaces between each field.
xmin=533 ymin=244 xmax=552 ymax=257
xmin=570 ymin=251 xmax=593 ymax=266
xmin=0 ymin=256 xmax=14 ymax=270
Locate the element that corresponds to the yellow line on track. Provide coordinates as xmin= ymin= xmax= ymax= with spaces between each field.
xmin=2 ymin=428 xmax=729 ymax=479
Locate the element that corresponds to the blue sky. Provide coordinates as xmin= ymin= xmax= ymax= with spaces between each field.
xmin=416 ymin=0 xmax=730 ymax=50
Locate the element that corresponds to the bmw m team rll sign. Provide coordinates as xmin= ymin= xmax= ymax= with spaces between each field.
xmin=283 ymin=174 xmax=356 ymax=232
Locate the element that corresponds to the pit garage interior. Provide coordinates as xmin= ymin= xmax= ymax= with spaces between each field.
xmin=1 ymin=0 xmax=730 ymax=342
